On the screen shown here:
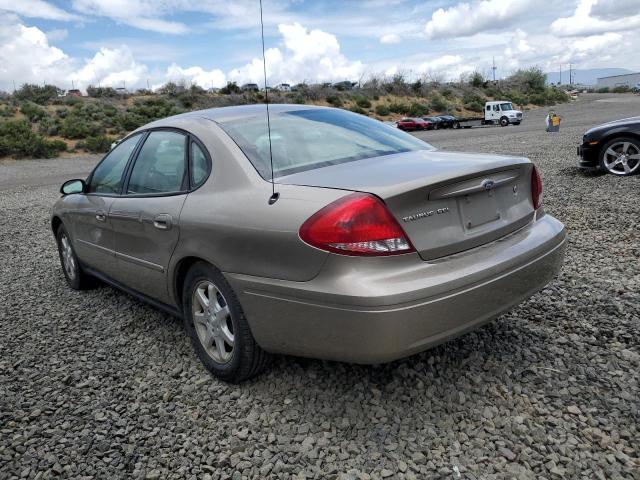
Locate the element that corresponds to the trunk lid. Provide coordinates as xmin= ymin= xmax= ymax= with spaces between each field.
xmin=278 ymin=150 xmax=535 ymax=260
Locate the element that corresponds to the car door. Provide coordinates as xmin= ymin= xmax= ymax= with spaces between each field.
xmin=108 ymin=129 xmax=190 ymax=303
xmin=71 ymin=134 xmax=143 ymax=276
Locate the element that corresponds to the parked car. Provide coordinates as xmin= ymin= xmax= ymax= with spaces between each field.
xmin=422 ymin=116 xmax=444 ymax=129
xmin=396 ymin=117 xmax=429 ymax=131
xmin=241 ymin=83 xmax=259 ymax=92
xmin=333 ymin=81 xmax=356 ymax=90
xmin=577 ymin=116 xmax=640 ymax=176
xmin=52 ymin=104 xmax=565 ymax=382
xmin=437 ymin=115 xmax=458 ymax=129
xmin=274 ymin=83 xmax=291 ymax=92
xmin=633 ymin=82 xmax=640 ymax=93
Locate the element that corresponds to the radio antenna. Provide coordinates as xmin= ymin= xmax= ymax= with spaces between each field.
xmin=259 ymin=0 xmax=279 ymax=205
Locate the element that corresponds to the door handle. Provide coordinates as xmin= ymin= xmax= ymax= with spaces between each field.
xmin=153 ymin=214 xmax=172 ymax=230
xmin=95 ymin=211 xmax=107 ymax=222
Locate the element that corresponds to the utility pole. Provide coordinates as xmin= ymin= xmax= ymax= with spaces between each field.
xmin=147 ymin=79 xmax=150 ymax=90
xmin=492 ymin=57 xmax=497 ymax=82
xmin=559 ymin=64 xmax=562 ymax=85
xmin=71 ymin=80 xmax=75 ymax=90
xmin=569 ymin=63 xmax=572 ymax=86
xmin=12 ymin=80 xmax=16 ymax=92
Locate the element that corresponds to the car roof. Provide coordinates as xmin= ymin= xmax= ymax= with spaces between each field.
xmin=146 ymin=104 xmax=328 ymax=126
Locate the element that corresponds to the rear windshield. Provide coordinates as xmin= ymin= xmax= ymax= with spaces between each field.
xmin=219 ymin=108 xmax=434 ymax=178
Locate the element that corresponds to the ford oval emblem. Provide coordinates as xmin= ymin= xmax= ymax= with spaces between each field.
xmin=483 ymin=179 xmax=495 ymax=191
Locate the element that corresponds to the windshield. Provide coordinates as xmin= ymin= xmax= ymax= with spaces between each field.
xmin=219 ymin=108 xmax=434 ymax=178
xmin=500 ymin=103 xmax=515 ymax=111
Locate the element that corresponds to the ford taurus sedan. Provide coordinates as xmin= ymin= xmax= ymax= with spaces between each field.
xmin=52 ymin=105 xmax=566 ymax=382
xmin=577 ymin=116 xmax=640 ymax=176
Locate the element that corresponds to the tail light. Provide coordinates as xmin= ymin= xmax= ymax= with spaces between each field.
xmin=299 ymin=193 xmax=415 ymax=256
xmin=531 ymin=164 xmax=543 ymax=210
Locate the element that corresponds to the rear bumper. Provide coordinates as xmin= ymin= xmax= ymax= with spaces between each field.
xmin=226 ymin=214 xmax=566 ymax=364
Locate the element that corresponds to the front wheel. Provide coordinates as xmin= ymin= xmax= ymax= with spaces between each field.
xmin=500 ymin=117 xmax=509 ymax=127
xmin=599 ymin=137 xmax=640 ymax=176
xmin=183 ymin=262 xmax=270 ymax=383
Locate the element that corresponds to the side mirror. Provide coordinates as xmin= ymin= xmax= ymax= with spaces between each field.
xmin=60 ymin=179 xmax=86 ymax=195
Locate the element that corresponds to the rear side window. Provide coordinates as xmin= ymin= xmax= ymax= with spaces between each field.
xmin=88 ymin=135 xmax=140 ymax=194
xmin=127 ymin=131 xmax=187 ymax=194
xmin=190 ymin=142 xmax=210 ymax=188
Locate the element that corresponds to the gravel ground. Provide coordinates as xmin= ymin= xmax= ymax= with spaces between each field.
xmin=1 ymin=94 xmax=638 ymax=479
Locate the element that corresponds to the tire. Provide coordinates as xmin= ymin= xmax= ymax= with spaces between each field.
xmin=454 ymin=122 xmax=461 ymax=129
xmin=598 ymin=137 xmax=640 ymax=176
xmin=500 ymin=117 xmax=509 ymax=127
xmin=56 ymin=225 xmax=94 ymax=290
xmin=182 ymin=262 xmax=270 ymax=383
xmin=513 ymin=122 xmax=521 ymax=126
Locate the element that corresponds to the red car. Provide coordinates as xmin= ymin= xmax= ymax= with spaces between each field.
xmin=396 ymin=117 xmax=430 ymax=131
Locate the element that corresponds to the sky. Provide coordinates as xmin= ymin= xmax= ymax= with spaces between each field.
xmin=0 ymin=0 xmax=639 ymax=92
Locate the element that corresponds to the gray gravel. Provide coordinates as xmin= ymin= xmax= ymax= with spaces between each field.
xmin=1 ymin=93 xmax=638 ymax=479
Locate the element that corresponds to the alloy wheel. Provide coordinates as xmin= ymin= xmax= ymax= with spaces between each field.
xmin=602 ymin=141 xmax=640 ymax=176
xmin=60 ymin=234 xmax=76 ymax=280
xmin=192 ymin=280 xmax=234 ymax=363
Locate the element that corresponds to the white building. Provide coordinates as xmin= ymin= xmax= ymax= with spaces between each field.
xmin=596 ymin=72 xmax=640 ymax=89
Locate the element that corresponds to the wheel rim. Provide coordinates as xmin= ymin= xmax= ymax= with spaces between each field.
xmin=603 ymin=141 xmax=640 ymax=175
xmin=60 ymin=235 xmax=76 ymax=280
xmin=192 ymin=280 xmax=234 ymax=363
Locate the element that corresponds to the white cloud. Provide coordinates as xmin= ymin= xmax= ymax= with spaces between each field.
xmin=0 ymin=0 xmax=80 ymax=21
xmin=425 ymin=0 xmax=534 ymax=39
xmin=46 ymin=28 xmax=68 ymax=41
xmin=380 ymin=33 xmax=401 ymax=44
xmin=228 ymin=23 xmax=364 ymax=85
xmin=550 ymin=0 xmax=640 ymax=37
xmin=162 ymin=64 xmax=227 ymax=89
xmin=0 ymin=15 xmax=73 ymax=91
xmin=73 ymin=46 xmax=148 ymax=89
xmin=71 ymin=0 xmax=189 ymax=34
xmin=417 ymin=54 xmax=473 ymax=79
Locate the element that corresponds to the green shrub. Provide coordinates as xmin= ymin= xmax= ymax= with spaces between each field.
xmin=86 ymin=86 xmax=118 ymax=98
xmin=77 ymin=135 xmax=114 ymax=153
xmin=441 ymin=88 xmax=454 ymax=98
xmin=612 ymin=85 xmax=630 ymax=93
xmin=428 ymin=93 xmax=449 ymax=112
xmin=596 ymin=87 xmax=610 ymax=93
xmin=528 ymin=93 xmax=547 ymax=106
xmin=326 ymin=95 xmax=343 ymax=107
xmin=0 ymin=120 xmax=66 ymax=158
xmin=408 ymin=102 xmax=428 ymax=116
xmin=465 ymin=101 xmax=484 ymax=112
xmin=20 ymin=102 xmax=48 ymax=122
xmin=14 ymin=84 xmax=60 ymax=104
xmin=470 ymin=72 xmax=484 ymax=88
xmin=348 ymin=105 xmax=366 ymax=114
xmin=354 ymin=96 xmax=371 ymax=109
xmin=38 ymin=116 xmax=59 ymax=135
xmin=374 ymin=104 xmax=390 ymax=116
xmin=388 ymin=102 xmax=409 ymax=114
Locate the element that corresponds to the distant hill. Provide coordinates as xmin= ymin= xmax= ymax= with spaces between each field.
xmin=545 ymin=68 xmax=636 ymax=86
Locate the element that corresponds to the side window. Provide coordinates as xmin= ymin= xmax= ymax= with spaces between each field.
xmin=486 ymin=105 xmax=491 ymax=111
xmin=127 ymin=131 xmax=187 ymax=195
xmin=88 ymin=135 xmax=141 ymax=194
xmin=191 ymin=141 xmax=210 ymax=188
xmin=493 ymin=105 xmax=500 ymax=111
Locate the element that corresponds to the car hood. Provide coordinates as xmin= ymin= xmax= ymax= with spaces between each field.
xmin=586 ymin=116 xmax=640 ymax=135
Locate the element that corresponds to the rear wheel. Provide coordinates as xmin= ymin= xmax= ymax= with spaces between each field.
xmin=182 ymin=262 xmax=269 ymax=383
xmin=500 ymin=117 xmax=509 ymax=127
xmin=56 ymin=225 xmax=93 ymax=290
xmin=599 ymin=137 xmax=640 ymax=176
xmin=513 ymin=121 xmax=521 ymax=126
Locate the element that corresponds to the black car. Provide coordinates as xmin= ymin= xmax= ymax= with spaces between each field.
xmin=422 ymin=116 xmax=444 ymax=129
xmin=578 ymin=116 xmax=640 ymax=176
xmin=437 ymin=115 xmax=459 ymax=129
